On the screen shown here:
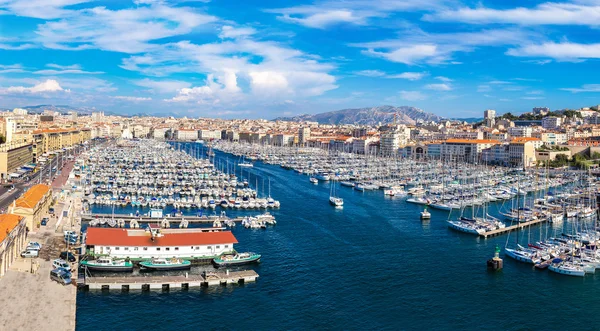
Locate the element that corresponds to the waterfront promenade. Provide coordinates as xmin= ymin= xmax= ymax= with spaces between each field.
xmin=0 ymin=151 xmax=82 ymax=330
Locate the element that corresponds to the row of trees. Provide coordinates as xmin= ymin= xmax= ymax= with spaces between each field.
xmin=499 ymin=110 xmax=583 ymax=121
xmin=538 ymin=151 xmax=600 ymax=169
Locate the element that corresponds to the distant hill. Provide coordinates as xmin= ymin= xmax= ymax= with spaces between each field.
xmin=275 ymin=105 xmax=443 ymax=125
xmin=20 ymin=104 xmax=100 ymax=115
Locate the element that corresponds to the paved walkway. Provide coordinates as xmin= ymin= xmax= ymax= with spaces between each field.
xmin=0 ymin=259 xmax=76 ymax=331
xmin=0 ymin=156 xmax=81 ymax=331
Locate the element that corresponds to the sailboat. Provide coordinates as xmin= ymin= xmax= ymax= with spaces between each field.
xmin=329 ymin=181 xmax=343 ymax=207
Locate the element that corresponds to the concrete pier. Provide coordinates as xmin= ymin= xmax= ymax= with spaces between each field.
xmin=82 ymin=270 xmax=259 ymax=291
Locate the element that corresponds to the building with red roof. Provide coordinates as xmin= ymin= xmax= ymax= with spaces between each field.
xmin=85 ymin=227 xmax=238 ymax=259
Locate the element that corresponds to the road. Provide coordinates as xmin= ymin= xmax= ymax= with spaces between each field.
xmin=0 ymin=142 xmax=93 ymax=212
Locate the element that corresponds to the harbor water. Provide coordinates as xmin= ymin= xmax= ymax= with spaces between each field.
xmin=76 ymin=144 xmax=600 ymax=330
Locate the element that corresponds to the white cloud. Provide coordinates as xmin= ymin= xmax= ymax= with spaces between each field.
xmin=127 ymin=38 xmax=338 ymax=103
xmin=219 ymin=25 xmax=256 ymax=39
xmin=35 ymin=3 xmax=217 ymax=53
xmin=133 ymin=78 xmax=191 ymax=93
xmin=363 ymin=44 xmax=438 ymax=65
xmin=387 ymin=72 xmax=427 ymax=80
xmin=266 ymin=0 xmax=448 ymax=28
xmin=424 ymin=3 xmax=600 ymax=27
xmin=275 ymin=10 xmax=362 ymax=29
xmin=0 ymin=64 xmax=26 ymax=73
xmin=354 ymin=28 xmax=533 ymax=65
xmin=425 ymin=83 xmax=452 ymax=91
xmin=560 ymin=84 xmax=600 ymax=93
xmin=0 ymin=0 xmax=91 ymax=19
xmin=3 ymin=79 xmax=69 ymax=93
xmin=113 ymin=95 xmax=152 ymax=101
xmin=507 ymin=42 xmax=600 ymax=61
xmin=34 ymin=63 xmax=103 ymax=75
xmin=521 ymin=96 xmax=545 ymax=100
xmin=354 ymin=70 xmax=426 ymax=80
xmin=167 ymin=72 xmax=241 ymax=104
xmin=435 ymin=76 xmax=452 ymax=82
xmin=355 ymin=70 xmax=386 ymax=77
xmin=399 ymin=90 xmax=426 ymax=101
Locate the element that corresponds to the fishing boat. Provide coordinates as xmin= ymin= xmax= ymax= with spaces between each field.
xmin=212 ymin=252 xmax=261 ymax=267
xmin=139 ymin=258 xmax=191 ymax=271
xmin=80 ymin=256 xmax=134 ymax=272
xmin=420 ymin=208 xmax=431 ymax=220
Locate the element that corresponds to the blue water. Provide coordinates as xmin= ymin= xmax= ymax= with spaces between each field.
xmin=76 ymin=145 xmax=600 ymax=331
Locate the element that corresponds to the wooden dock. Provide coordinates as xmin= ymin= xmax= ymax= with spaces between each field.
xmin=81 ymin=270 xmax=258 ymax=291
xmin=480 ymin=218 xmax=548 ymax=238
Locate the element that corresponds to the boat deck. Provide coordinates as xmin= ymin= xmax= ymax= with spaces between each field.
xmin=480 ymin=218 xmax=548 ymax=238
xmin=82 ymin=270 xmax=258 ymax=290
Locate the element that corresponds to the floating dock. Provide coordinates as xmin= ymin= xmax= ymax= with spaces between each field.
xmin=480 ymin=218 xmax=548 ymax=238
xmin=81 ymin=213 xmax=274 ymax=224
xmin=80 ymin=270 xmax=259 ymax=291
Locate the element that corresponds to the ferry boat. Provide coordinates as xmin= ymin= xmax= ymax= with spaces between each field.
xmin=139 ymin=258 xmax=191 ymax=271
xmin=212 ymin=252 xmax=261 ymax=267
xmin=80 ymin=256 xmax=134 ymax=272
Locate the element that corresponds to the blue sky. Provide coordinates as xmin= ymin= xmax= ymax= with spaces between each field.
xmin=1 ymin=0 xmax=600 ymax=118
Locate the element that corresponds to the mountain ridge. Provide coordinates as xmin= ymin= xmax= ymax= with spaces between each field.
xmin=274 ymin=105 xmax=443 ymax=125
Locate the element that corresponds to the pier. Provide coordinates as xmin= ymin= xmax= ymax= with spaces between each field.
xmin=81 ymin=270 xmax=259 ymax=291
xmin=479 ymin=218 xmax=548 ymax=238
xmin=81 ymin=213 xmax=276 ymax=225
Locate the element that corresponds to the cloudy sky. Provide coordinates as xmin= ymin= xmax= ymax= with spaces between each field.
xmin=1 ymin=0 xmax=600 ymax=118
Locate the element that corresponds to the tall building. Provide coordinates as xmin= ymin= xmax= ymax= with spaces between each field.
xmin=484 ymin=109 xmax=496 ymax=127
xmin=541 ymin=116 xmax=562 ymax=130
xmin=298 ymin=127 xmax=311 ymax=145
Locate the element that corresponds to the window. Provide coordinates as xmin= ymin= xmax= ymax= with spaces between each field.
xmin=157 ymin=248 xmax=161 ymax=251
xmin=224 ymin=245 xmax=229 ymax=248
xmin=124 ymin=247 xmax=129 ymax=251
xmin=175 ymin=247 xmax=179 ymax=251
xmin=216 ymin=245 xmax=220 ymax=249
xmin=115 ymin=247 xmax=120 ymax=251
xmin=143 ymin=247 xmax=148 ymax=251
xmin=134 ymin=247 xmax=138 ymax=251
xmin=207 ymin=246 xmax=212 ymax=249
xmin=165 ymin=247 xmax=170 ymax=251
xmin=195 ymin=246 xmax=199 ymax=250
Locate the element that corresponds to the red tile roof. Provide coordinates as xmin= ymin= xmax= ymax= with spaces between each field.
xmin=15 ymin=184 xmax=50 ymax=208
xmin=86 ymin=228 xmax=238 ymax=247
xmin=0 ymin=214 xmax=23 ymax=243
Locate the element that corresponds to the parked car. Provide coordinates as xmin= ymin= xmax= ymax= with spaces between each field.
xmin=21 ymin=249 xmax=39 ymax=258
xmin=27 ymin=241 xmax=42 ymax=250
xmin=50 ymin=268 xmax=71 ymax=285
xmin=52 ymin=259 xmax=70 ymax=270
xmin=59 ymin=251 xmax=76 ymax=262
